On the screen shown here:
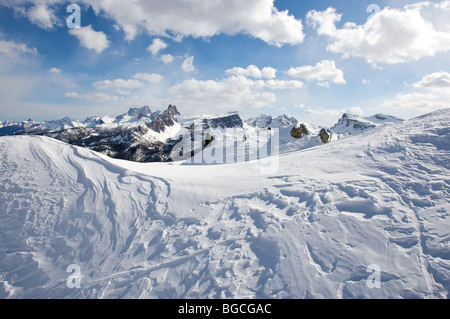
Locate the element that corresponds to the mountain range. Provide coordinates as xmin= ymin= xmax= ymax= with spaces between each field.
xmin=0 ymin=105 xmax=404 ymax=163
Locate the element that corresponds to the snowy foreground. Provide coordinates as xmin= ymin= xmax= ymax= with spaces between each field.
xmin=0 ymin=109 xmax=449 ymax=299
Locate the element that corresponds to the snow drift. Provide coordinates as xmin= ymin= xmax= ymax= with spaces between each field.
xmin=0 ymin=109 xmax=449 ymax=298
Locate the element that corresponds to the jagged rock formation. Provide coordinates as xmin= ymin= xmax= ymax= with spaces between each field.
xmin=290 ymin=124 xmax=309 ymax=138
xmin=125 ymin=105 xmax=152 ymax=119
xmin=206 ymin=113 xmax=243 ymax=130
xmin=319 ymin=128 xmax=331 ymax=143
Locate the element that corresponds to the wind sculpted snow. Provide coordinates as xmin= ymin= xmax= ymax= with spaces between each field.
xmin=0 ymin=109 xmax=449 ymax=298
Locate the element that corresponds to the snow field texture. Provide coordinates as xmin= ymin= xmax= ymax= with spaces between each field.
xmin=0 ymin=109 xmax=449 ymax=298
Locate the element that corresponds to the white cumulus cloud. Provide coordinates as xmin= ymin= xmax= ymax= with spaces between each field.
xmin=379 ymin=71 xmax=450 ymax=117
xmin=48 ymin=67 xmax=62 ymax=74
xmin=69 ymin=25 xmax=110 ymax=54
xmin=0 ymin=38 xmax=37 ymax=58
xmin=92 ymin=73 xmax=163 ymax=95
xmin=147 ymin=38 xmax=168 ymax=56
xmin=4 ymin=0 xmax=305 ymax=46
xmin=161 ymin=54 xmax=175 ymax=64
xmin=81 ymin=0 xmax=305 ymax=46
xmin=287 ymin=60 xmax=346 ymax=85
xmin=265 ymin=79 xmax=304 ymax=90
xmin=225 ymin=65 xmax=277 ymax=79
xmin=167 ymin=68 xmax=305 ymax=115
xmin=182 ymin=56 xmax=195 ymax=73
xmin=6 ymin=2 xmax=60 ymax=29
xmin=306 ymin=4 xmax=450 ymax=64
xmin=168 ymin=76 xmax=276 ymax=112
xmin=413 ymin=71 xmax=450 ymax=88
xmin=133 ymin=73 xmax=163 ymax=84
xmin=26 ymin=4 xmax=58 ymax=29
xmin=380 ymin=91 xmax=449 ymax=113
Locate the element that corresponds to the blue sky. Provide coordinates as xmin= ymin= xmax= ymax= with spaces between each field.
xmin=0 ymin=0 xmax=449 ymax=126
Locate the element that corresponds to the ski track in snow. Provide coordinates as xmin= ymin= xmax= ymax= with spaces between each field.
xmin=0 ymin=109 xmax=450 ymax=298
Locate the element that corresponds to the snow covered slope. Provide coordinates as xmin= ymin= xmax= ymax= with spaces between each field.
xmin=0 ymin=109 xmax=449 ymax=299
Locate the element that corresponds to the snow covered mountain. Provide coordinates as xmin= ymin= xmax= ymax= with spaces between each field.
xmin=245 ymin=114 xmax=298 ymax=129
xmin=1 ymin=108 xmax=449 ymax=298
xmin=0 ymin=105 xmax=184 ymax=162
xmin=331 ymin=113 xmax=404 ymax=135
xmin=0 ymin=107 xmax=252 ymax=163
xmin=0 ymin=106 xmax=404 ymax=165
xmin=0 ymin=105 xmax=181 ymax=135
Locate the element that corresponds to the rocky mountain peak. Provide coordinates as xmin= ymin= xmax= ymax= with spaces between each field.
xmin=126 ymin=105 xmax=152 ymax=119
xmin=207 ymin=113 xmax=243 ymax=129
xmin=166 ymin=105 xmax=180 ymax=117
xmin=151 ymin=104 xmax=180 ymax=133
xmin=245 ymin=114 xmax=297 ymax=129
xmin=331 ymin=112 xmax=403 ymax=135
